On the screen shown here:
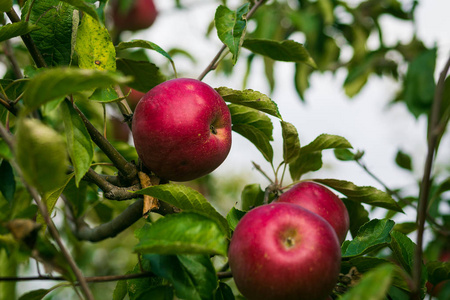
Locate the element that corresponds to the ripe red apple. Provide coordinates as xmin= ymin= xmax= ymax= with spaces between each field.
xmin=228 ymin=202 xmax=341 ymax=300
xmin=132 ymin=78 xmax=232 ymax=181
xmin=111 ymin=0 xmax=158 ymax=32
xmin=276 ymin=181 xmax=350 ymax=243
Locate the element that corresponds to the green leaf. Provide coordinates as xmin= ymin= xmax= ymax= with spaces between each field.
xmin=116 ymin=58 xmax=166 ymax=93
xmin=395 ymin=150 xmax=413 ymax=171
xmin=134 ymin=212 xmax=228 ymax=256
xmin=215 ymin=282 xmax=235 ymax=300
xmin=289 ymin=134 xmax=352 ymax=180
xmin=241 ymin=183 xmax=265 ymax=211
xmin=23 ymin=0 xmax=75 ymax=66
xmin=232 ymin=123 xmax=273 ymax=163
xmin=16 ymin=119 xmax=68 ymax=193
xmin=313 ymin=179 xmax=403 ymax=212
xmin=37 ymin=174 xmax=74 ymax=227
xmin=23 ymin=68 xmax=129 ymax=109
xmin=135 ymin=184 xmax=229 ymax=236
xmin=18 ymin=288 xmax=53 ymax=300
xmin=281 ymin=121 xmax=301 ymax=164
xmin=133 ymin=286 xmax=174 ymax=300
xmin=215 ymin=4 xmax=249 ymax=64
xmin=340 ymin=264 xmax=395 ymax=300
xmin=61 ymin=100 xmax=93 ymax=185
xmin=342 ymin=198 xmax=370 ymax=239
xmin=113 ymin=278 xmax=127 ymax=300
xmin=403 ymin=48 xmax=436 ymax=118
xmin=228 ymin=104 xmax=273 ymax=140
xmin=76 ymin=13 xmax=116 ymax=71
xmin=226 ymin=207 xmax=246 ymax=231
xmin=216 ymin=87 xmax=281 ymax=118
xmin=393 ymin=222 xmax=417 ymax=235
xmin=426 ymin=261 xmax=450 ymax=285
xmin=0 ymin=0 xmax=12 ymax=12
xmin=0 ymin=159 xmax=15 ymax=204
xmin=145 ymin=254 xmax=218 ymax=300
xmin=389 ymin=231 xmax=416 ymax=274
xmin=243 ymin=39 xmax=317 ymax=68
xmin=116 ymin=40 xmax=176 ymax=74
xmin=342 ymin=219 xmax=394 ymax=258
xmin=0 ymin=22 xmax=40 ymax=43
xmin=334 ymin=148 xmax=362 ymax=161
xmin=60 ymin=0 xmax=99 ymax=21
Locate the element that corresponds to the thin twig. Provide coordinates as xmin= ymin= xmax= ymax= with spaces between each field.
xmin=411 ymin=54 xmax=450 ymax=300
xmin=83 ymin=168 xmax=141 ymax=200
xmin=0 ymin=271 xmax=154 ymax=283
xmin=0 ymin=123 xmax=94 ymax=300
xmin=252 ymin=161 xmax=274 ymax=183
xmin=3 ymin=40 xmax=23 ymax=79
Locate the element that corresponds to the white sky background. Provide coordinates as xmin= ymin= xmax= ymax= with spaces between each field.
xmin=135 ymin=0 xmax=450 ymax=213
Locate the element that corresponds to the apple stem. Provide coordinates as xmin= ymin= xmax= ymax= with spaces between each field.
xmin=210 ymin=124 xmax=218 ymax=135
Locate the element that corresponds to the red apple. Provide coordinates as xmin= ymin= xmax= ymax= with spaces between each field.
xmin=276 ymin=181 xmax=350 ymax=243
xmin=111 ymin=0 xmax=158 ymax=32
xmin=228 ymin=203 xmax=341 ymax=300
xmin=131 ymin=78 xmax=232 ymax=181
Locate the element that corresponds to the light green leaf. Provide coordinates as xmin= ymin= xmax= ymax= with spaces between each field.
xmin=314 ymin=179 xmax=403 ymax=212
xmin=232 ymin=123 xmax=274 ymax=163
xmin=215 ymin=4 xmax=249 ymax=64
xmin=61 ymin=100 xmax=93 ymax=185
xmin=341 ymin=264 xmax=395 ymax=300
xmin=16 ymin=119 xmax=68 ymax=194
xmin=342 ymin=219 xmax=394 ymax=258
xmin=76 ymin=13 xmax=116 ymax=71
xmin=241 ymin=183 xmax=265 ymax=211
xmin=135 ymin=184 xmax=229 ymax=236
xmin=22 ymin=0 xmax=75 ymax=66
xmin=60 ymin=0 xmax=98 ymax=21
xmin=135 ymin=212 xmax=228 ymax=256
xmin=243 ymin=39 xmax=317 ymax=68
xmin=226 ymin=207 xmax=246 ymax=231
xmin=301 ymin=134 xmax=352 ymax=153
xmin=228 ymin=104 xmax=273 ymax=140
xmin=23 ymin=68 xmax=129 ymax=109
xmin=281 ymin=121 xmax=301 ymax=164
xmin=0 ymin=22 xmax=40 ymax=43
xmin=216 ymin=87 xmax=281 ymax=118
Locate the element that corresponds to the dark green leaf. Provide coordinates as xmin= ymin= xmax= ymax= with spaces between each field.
xmin=228 ymin=104 xmax=273 ymax=140
xmin=112 ymin=274 xmax=127 ymax=300
xmin=18 ymin=288 xmax=53 ymax=300
xmin=76 ymin=14 xmax=116 ymax=71
xmin=23 ymin=0 xmax=75 ymax=66
xmin=389 ymin=231 xmax=416 ymax=274
xmin=395 ymin=150 xmax=413 ymax=171
xmin=403 ymin=48 xmax=436 ymax=118
xmin=393 ymin=222 xmax=417 ymax=235
xmin=241 ymin=183 xmax=265 ymax=211
xmin=145 ymin=254 xmax=218 ymax=300
xmin=313 ymin=179 xmax=403 ymax=212
xmin=0 ymin=0 xmax=12 ymax=12
xmin=134 ymin=212 xmax=228 ymax=256
xmin=61 ymin=100 xmax=93 ymax=185
xmin=216 ymin=87 xmax=281 ymax=118
xmin=232 ymin=123 xmax=273 ymax=163
xmin=340 ymin=264 xmax=395 ymax=300
xmin=16 ymin=119 xmax=68 ymax=193
xmin=243 ymin=39 xmax=317 ymax=68
xmin=116 ymin=58 xmax=166 ymax=93
xmin=0 ymin=22 xmax=39 ymax=43
xmin=23 ymin=68 xmax=129 ymax=109
xmin=134 ymin=286 xmax=174 ymax=300
xmin=426 ymin=261 xmax=450 ymax=285
xmin=135 ymin=184 xmax=229 ymax=236
xmin=342 ymin=219 xmax=394 ymax=258
xmin=0 ymin=159 xmax=15 ymax=204
xmin=342 ymin=198 xmax=370 ymax=239
xmin=281 ymin=121 xmax=301 ymax=164
xmin=60 ymin=0 xmax=98 ymax=21
xmin=215 ymin=4 xmax=249 ymax=64
xmin=226 ymin=207 xmax=246 ymax=231
xmin=215 ymin=282 xmax=235 ymax=300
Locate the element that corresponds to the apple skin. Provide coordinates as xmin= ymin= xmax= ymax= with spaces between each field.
xmin=111 ymin=0 xmax=158 ymax=32
xmin=276 ymin=181 xmax=350 ymax=243
xmin=131 ymin=78 xmax=232 ymax=181
xmin=228 ymin=203 xmax=341 ymax=300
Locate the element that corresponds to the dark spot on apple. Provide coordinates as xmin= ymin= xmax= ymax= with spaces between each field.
xmin=180 ymin=160 xmax=188 ymax=166
xmin=210 ymin=124 xmax=217 ymax=135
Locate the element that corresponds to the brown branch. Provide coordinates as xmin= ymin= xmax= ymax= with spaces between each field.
xmin=6 ymin=8 xmax=47 ymax=69
xmin=68 ymin=99 xmax=138 ymax=183
xmin=0 ymin=123 xmax=94 ymax=300
xmin=411 ymin=54 xmax=450 ymax=299
xmin=3 ymin=40 xmax=23 ymax=79
xmin=83 ymin=168 xmax=141 ymax=200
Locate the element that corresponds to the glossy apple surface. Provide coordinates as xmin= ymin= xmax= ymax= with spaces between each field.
xmin=228 ymin=203 xmax=341 ymax=300
xmin=277 ymin=181 xmax=350 ymax=243
xmin=132 ymin=78 xmax=232 ymax=181
xmin=111 ymin=0 xmax=158 ymax=32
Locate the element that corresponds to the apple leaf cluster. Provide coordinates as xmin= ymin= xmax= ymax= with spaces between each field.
xmin=0 ymin=1 xmax=449 ymax=300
